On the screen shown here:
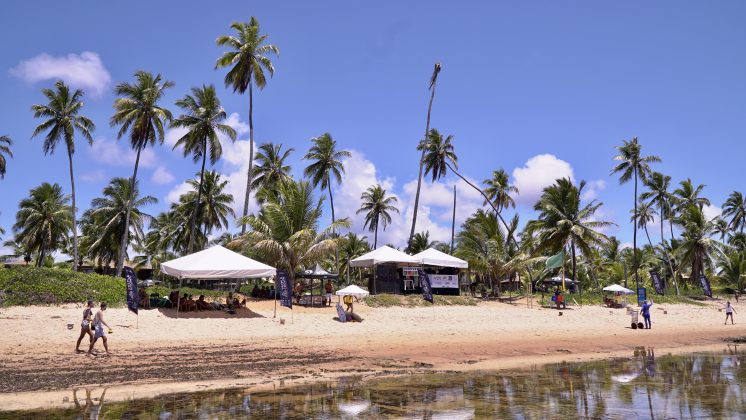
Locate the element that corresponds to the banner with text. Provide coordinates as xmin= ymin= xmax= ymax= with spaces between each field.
xmin=124 ymin=266 xmax=138 ymax=315
xmin=429 ymin=274 xmax=459 ymax=288
xmin=699 ymin=274 xmax=712 ymax=298
xmin=649 ymin=270 xmax=664 ymax=295
xmin=418 ymin=269 xmax=433 ymax=303
xmin=277 ymin=270 xmax=293 ymax=309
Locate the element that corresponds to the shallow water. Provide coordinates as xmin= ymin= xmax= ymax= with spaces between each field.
xmin=5 ymin=346 xmax=746 ymax=419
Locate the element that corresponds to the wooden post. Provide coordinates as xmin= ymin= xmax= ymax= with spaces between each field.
xmin=176 ymin=277 xmax=182 ymax=319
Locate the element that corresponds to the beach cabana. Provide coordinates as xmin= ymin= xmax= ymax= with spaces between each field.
xmin=602 ymin=284 xmax=634 ymax=294
xmin=413 ymin=248 xmax=468 ymax=295
xmin=602 ymin=283 xmax=635 ymax=308
xmin=295 ymin=264 xmax=339 ymax=306
xmin=350 ymin=246 xmax=420 ymax=294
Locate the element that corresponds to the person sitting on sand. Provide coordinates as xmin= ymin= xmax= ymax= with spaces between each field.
xmin=75 ymin=300 xmax=95 ymax=353
xmin=88 ymin=302 xmax=111 ymax=356
xmin=226 ymin=292 xmax=234 ymax=308
xmin=138 ymin=288 xmax=150 ymax=309
xmin=196 ymin=295 xmax=211 ymax=311
xmin=725 ymin=301 xmax=737 ymax=325
xmin=168 ymin=290 xmax=179 ymax=308
xmin=343 ymin=294 xmax=354 ymax=313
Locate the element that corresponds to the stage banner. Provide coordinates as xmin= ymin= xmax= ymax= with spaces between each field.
xmin=277 ymin=270 xmax=293 ymax=309
xmin=418 ymin=269 xmax=433 ymax=303
xmin=699 ymin=274 xmax=712 ymax=298
xmin=123 ymin=267 xmax=138 ymax=315
xmin=649 ymin=270 xmax=664 ymax=295
xmin=430 ymin=274 xmax=459 ymax=288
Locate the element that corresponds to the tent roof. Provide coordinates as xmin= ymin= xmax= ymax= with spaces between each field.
xmin=413 ymin=248 xmax=468 ymax=269
xmin=335 ymin=285 xmax=370 ymax=297
xmin=296 ymin=264 xmax=338 ymax=279
xmin=161 ymin=245 xmax=276 ymax=279
xmin=602 ymin=284 xmax=635 ymax=294
xmin=349 ymin=246 xmax=420 ymax=267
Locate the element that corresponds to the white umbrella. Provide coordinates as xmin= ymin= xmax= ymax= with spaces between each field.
xmin=603 ymin=284 xmax=635 ymax=294
xmin=338 ymin=400 xmax=370 ymax=416
xmin=335 ymin=285 xmax=370 ymax=298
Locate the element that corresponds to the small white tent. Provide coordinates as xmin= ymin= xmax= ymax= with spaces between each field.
xmin=413 ymin=248 xmax=468 ymax=269
xmin=161 ymin=245 xmax=276 ymax=279
xmin=603 ymin=284 xmax=635 ymax=294
xmin=335 ymin=285 xmax=370 ymax=298
xmin=349 ymin=246 xmax=420 ymax=267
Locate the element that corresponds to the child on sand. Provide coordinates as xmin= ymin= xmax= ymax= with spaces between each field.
xmin=725 ymin=301 xmax=736 ymax=325
xmin=88 ymin=302 xmax=112 ymax=356
xmin=75 ymin=300 xmax=94 ymax=353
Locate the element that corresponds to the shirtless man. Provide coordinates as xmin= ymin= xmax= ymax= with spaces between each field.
xmin=88 ymin=302 xmax=112 ymax=356
xmin=75 ymin=300 xmax=94 ymax=353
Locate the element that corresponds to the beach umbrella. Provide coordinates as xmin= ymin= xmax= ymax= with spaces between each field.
xmin=603 ymin=284 xmax=635 ymax=295
xmin=335 ymin=285 xmax=370 ymax=298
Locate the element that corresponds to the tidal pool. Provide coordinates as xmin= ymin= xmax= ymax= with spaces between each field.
xmin=4 ymin=346 xmax=746 ymax=419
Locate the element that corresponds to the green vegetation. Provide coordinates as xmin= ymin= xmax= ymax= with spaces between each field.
xmin=364 ymin=293 xmax=478 ymax=308
xmin=533 ymin=290 xmax=708 ymax=307
xmin=0 ymin=267 xmax=125 ymax=307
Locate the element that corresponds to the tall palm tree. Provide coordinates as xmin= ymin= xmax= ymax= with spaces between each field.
xmin=527 ymin=178 xmax=613 ymax=287
xmin=722 ymin=191 xmax=746 ymax=234
xmin=216 ymin=16 xmax=279 ymax=234
xmin=611 ymin=136 xmax=661 ymax=292
xmin=13 ymin=183 xmax=72 ymax=267
xmin=303 ymin=133 xmax=351 ymax=274
xmin=111 ymin=71 xmax=173 ymax=276
xmin=357 ymin=184 xmax=399 ymax=249
xmin=409 ymin=63 xmax=442 ymax=249
xmin=673 ymin=179 xmax=710 ymax=211
xmin=171 ymin=85 xmax=236 ymax=252
xmin=0 ymin=135 xmax=12 ymax=179
xmin=676 ymin=204 xmax=723 ymax=290
xmin=176 ymin=171 xmax=235 ymax=237
xmin=252 ymin=142 xmax=294 ymax=202
xmin=632 ymin=201 xmax=657 ymax=248
xmin=31 ymin=81 xmax=95 ymax=270
xmin=641 ymin=171 xmax=674 ymax=241
xmin=484 ymin=169 xmax=518 ymax=214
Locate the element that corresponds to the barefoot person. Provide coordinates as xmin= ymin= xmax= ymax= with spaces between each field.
xmin=725 ymin=301 xmax=737 ymax=325
xmin=75 ymin=300 xmax=94 ymax=353
xmin=641 ymin=299 xmax=653 ymax=329
xmin=88 ymin=302 xmax=112 ymax=356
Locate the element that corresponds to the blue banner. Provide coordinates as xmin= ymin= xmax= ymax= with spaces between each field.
xmin=637 ymin=287 xmax=647 ymax=304
xmin=123 ymin=266 xmax=138 ymax=314
xmin=277 ymin=270 xmax=293 ymax=309
xmin=699 ymin=274 xmax=712 ymax=298
xmin=649 ymin=270 xmax=664 ymax=295
xmin=418 ymin=269 xmax=433 ymax=303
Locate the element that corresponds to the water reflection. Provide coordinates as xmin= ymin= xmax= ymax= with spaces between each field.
xmin=5 ymin=348 xmax=746 ymax=419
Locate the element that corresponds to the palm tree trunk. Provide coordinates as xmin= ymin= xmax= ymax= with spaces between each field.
xmin=450 ymin=185 xmax=456 ymax=254
xmin=374 ymin=223 xmax=378 ymax=249
xmin=328 ymin=181 xmax=340 ymax=275
xmin=67 ymin=150 xmax=78 ymax=272
xmin=661 ymin=210 xmax=679 ymax=295
xmin=644 ymin=226 xmax=653 ymax=248
xmin=633 ymin=168 xmax=640 ymax=295
xmin=571 ymin=241 xmax=578 ymax=294
xmin=116 ymin=145 xmax=142 ymax=276
xmin=241 ymin=82 xmax=255 ymax=235
xmin=188 ymin=149 xmax=207 ymax=253
xmin=408 ymin=72 xmax=438 ymax=250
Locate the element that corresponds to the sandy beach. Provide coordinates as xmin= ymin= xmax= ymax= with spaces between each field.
xmin=1 ymin=297 xmax=745 ymax=410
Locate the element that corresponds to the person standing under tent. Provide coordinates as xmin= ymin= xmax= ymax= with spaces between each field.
xmin=725 ymin=301 xmax=737 ymax=325
xmin=641 ymin=299 xmax=653 ymax=329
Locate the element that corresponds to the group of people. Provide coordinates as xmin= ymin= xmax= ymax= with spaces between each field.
xmin=75 ymin=300 xmax=112 ymax=356
xmin=249 ymin=284 xmax=276 ymax=299
xmin=166 ymin=291 xmax=247 ymax=312
xmin=292 ymin=279 xmax=336 ymax=307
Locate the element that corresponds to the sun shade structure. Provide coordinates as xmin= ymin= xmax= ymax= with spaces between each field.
xmin=349 ymin=246 xmax=420 ymax=267
xmin=161 ymin=245 xmax=276 ymax=279
xmin=335 ymin=285 xmax=370 ymax=298
xmin=603 ymin=284 xmax=635 ymax=294
xmin=296 ymin=264 xmax=338 ymax=279
xmin=413 ymin=248 xmax=468 ymax=269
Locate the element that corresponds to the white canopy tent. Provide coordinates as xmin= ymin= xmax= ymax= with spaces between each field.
xmin=335 ymin=284 xmax=370 ymax=298
xmin=349 ymin=246 xmax=420 ymax=267
xmin=413 ymin=248 xmax=468 ymax=269
xmin=603 ymin=284 xmax=635 ymax=294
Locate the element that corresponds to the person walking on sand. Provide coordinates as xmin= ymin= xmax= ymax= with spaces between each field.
xmin=641 ymin=299 xmax=653 ymax=329
xmin=325 ymin=280 xmax=334 ymax=307
xmin=88 ymin=302 xmax=112 ymax=356
xmin=75 ymin=300 xmax=95 ymax=353
xmin=725 ymin=301 xmax=737 ymax=325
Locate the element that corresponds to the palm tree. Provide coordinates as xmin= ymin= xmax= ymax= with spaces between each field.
xmin=232 ymin=180 xmax=348 ymax=282
xmin=303 ymin=133 xmax=350 ymax=274
xmin=171 ymin=85 xmax=236 ymax=252
xmin=527 ymin=178 xmax=613 ymax=287
xmin=632 ymin=201 xmax=657 ymax=248
xmin=253 ymin=142 xmax=294 ymax=202
xmin=13 ymin=183 xmax=72 ymax=267
xmin=216 ymin=16 xmax=279 ymax=234
xmin=357 ymin=185 xmax=399 ymax=249
xmin=611 ymin=136 xmax=661 ymax=292
xmin=0 ymin=135 xmax=12 ymax=179
xmin=673 ymin=179 xmax=710 ymax=211
xmin=80 ymin=177 xmax=156 ymax=268
xmin=484 ymin=169 xmax=518 ymax=214
xmin=641 ymin=171 xmax=675 ymax=240
xmin=31 ymin=81 xmax=95 ymax=271
xmin=722 ymin=191 xmax=746 ymax=234
xmin=676 ymin=204 xmax=724 ymax=290
xmin=175 ymin=171 xmax=235 ymax=238
xmin=339 ymin=233 xmax=371 ymax=285
xmin=455 ymin=209 xmax=508 ymax=294
xmin=409 ymin=231 xmax=440 ymax=254
xmin=718 ymin=252 xmax=746 ymax=294
xmin=712 ymin=217 xmax=730 ymax=241
xmin=409 ymin=63 xmax=442 ymax=249
xmin=111 ymin=71 xmax=173 ymax=276
xmin=729 ymin=233 xmax=746 ymax=253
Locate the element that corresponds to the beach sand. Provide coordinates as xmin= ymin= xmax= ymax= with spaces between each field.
xmin=1 ymin=297 xmax=744 ymax=410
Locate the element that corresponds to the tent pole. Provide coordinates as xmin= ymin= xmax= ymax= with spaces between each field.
xmin=273 ymin=276 xmax=277 ymax=319
xmin=176 ymin=277 xmax=182 ymax=319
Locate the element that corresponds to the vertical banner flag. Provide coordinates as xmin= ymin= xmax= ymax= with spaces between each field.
xmin=699 ymin=274 xmax=712 ymax=298
xmin=277 ymin=270 xmax=293 ymax=309
xmin=123 ymin=266 xmax=138 ymax=314
xmin=418 ymin=269 xmax=433 ymax=303
xmin=649 ymin=270 xmax=664 ymax=295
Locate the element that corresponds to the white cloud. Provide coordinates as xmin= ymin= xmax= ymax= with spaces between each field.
xmin=512 ymin=154 xmax=574 ymax=206
xmin=703 ymin=204 xmax=722 ymax=221
xmin=10 ymin=51 xmax=111 ymax=97
xmin=164 ymin=126 xmax=188 ymax=148
xmin=581 ymin=179 xmax=606 ymax=201
xmin=166 ymin=181 xmax=192 ymax=204
xmin=80 ymin=169 xmax=106 ymax=183
xmin=88 ymin=138 xmax=156 ymax=168
xmin=151 ymin=166 xmax=175 ymax=185
xmin=621 ymin=242 xmax=633 ymax=249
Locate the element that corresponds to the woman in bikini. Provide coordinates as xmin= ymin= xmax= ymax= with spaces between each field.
xmin=75 ymin=300 xmax=94 ymax=353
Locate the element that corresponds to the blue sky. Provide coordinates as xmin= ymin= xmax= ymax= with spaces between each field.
xmin=1 ymin=1 xmax=745 ymax=255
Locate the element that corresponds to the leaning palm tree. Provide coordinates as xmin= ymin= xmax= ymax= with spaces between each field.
xmin=171 ymin=85 xmax=236 ymax=252
xmin=409 ymin=63 xmax=442 ymax=249
xmin=111 ymin=71 xmax=173 ymax=276
xmin=611 ymin=136 xmax=661 ymax=292
xmin=0 ymin=135 xmax=12 ymax=179
xmin=632 ymin=201 xmax=657 ymax=248
xmin=676 ymin=204 xmax=723 ymax=291
xmin=722 ymin=191 xmax=746 ymax=234
xmin=31 ymin=81 xmax=95 ymax=271
xmin=13 ymin=183 xmax=72 ymax=267
xmin=484 ymin=169 xmax=518 ymax=214
xmin=216 ymin=16 xmax=279 ymax=234
xmin=175 ymin=171 xmax=235 ymax=238
xmin=253 ymin=142 xmax=294 ymax=202
xmin=357 ymin=185 xmax=399 ymax=249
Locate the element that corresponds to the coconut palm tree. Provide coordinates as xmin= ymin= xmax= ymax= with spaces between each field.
xmin=722 ymin=191 xmax=746 ymax=234
xmin=253 ymin=142 xmax=294 ymax=202
xmin=13 ymin=183 xmax=72 ymax=267
xmin=0 ymin=135 xmax=12 ymax=179
xmin=718 ymin=252 xmax=746 ymax=294
xmin=171 ymin=85 xmax=236 ymax=252
xmin=216 ymin=16 xmax=279 ymax=234
xmin=729 ymin=233 xmax=746 ymax=253
xmin=712 ymin=217 xmax=730 ymax=241
xmin=338 ymin=232 xmax=371 ymax=285
xmin=79 ymin=177 xmax=156 ymax=268
xmin=232 ymin=180 xmax=348 ymax=282
xmin=641 ymin=171 xmax=675 ymax=240
xmin=483 ymin=169 xmax=518 ymax=214
xmin=31 ymin=81 xmax=95 ymax=271
xmin=455 ymin=209 xmax=507 ymax=292
xmin=357 ymin=184 xmax=399 ymax=249
xmin=111 ymin=71 xmax=173 ymax=276
xmin=409 ymin=231 xmax=440 ymax=254
xmin=409 ymin=63 xmax=442 ymax=249
xmin=175 ymin=171 xmax=235 ymax=238
xmin=632 ymin=201 xmax=657 ymax=248
xmin=676 ymin=204 xmax=723 ymax=289
xmin=611 ymin=136 xmax=660 ymax=292
xmin=527 ymin=178 xmax=613 ymax=286
xmin=673 ymin=179 xmax=710 ymax=212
